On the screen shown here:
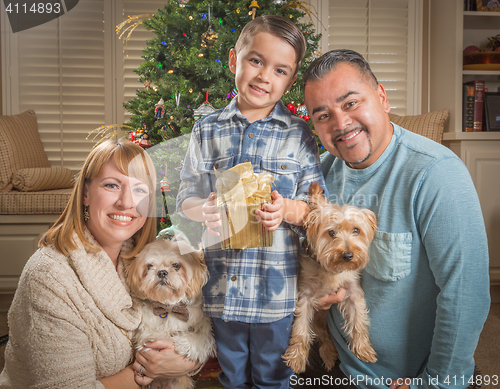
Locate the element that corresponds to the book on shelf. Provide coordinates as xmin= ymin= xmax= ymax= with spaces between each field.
xmin=464 ymin=0 xmax=477 ymax=11
xmin=464 ymin=80 xmax=485 ymax=132
xmin=463 ymin=84 xmax=475 ymax=132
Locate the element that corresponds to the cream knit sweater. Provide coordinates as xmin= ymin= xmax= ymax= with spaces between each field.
xmin=0 ymin=231 xmax=142 ymax=388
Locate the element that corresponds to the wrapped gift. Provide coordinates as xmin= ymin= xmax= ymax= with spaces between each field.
xmin=215 ymin=162 xmax=274 ymax=250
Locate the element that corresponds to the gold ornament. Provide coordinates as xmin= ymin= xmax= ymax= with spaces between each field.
xmin=249 ymin=0 xmax=259 ymax=19
xmin=201 ymin=27 xmax=218 ymax=48
xmin=116 ymin=14 xmax=153 ymax=56
xmin=86 ymin=124 xmax=134 ymax=144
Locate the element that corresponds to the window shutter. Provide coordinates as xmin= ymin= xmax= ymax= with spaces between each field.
xmin=8 ymin=0 xmax=109 ymax=170
xmin=308 ymin=0 xmax=421 ymax=116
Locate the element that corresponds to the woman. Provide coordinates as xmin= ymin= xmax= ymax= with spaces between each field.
xmin=0 ymin=138 xmax=198 ymax=388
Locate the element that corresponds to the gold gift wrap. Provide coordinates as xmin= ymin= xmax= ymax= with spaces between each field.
xmin=215 ymin=162 xmax=274 ymax=250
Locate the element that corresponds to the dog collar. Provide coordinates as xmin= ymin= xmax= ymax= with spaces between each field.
xmin=152 ymin=302 xmax=190 ymax=322
xmin=302 ymin=238 xmax=317 ymax=261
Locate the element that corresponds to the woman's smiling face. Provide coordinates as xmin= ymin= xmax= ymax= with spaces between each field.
xmin=83 ymin=157 xmax=150 ymax=256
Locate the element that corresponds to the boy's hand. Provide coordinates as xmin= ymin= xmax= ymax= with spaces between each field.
xmin=202 ymin=192 xmax=221 ymax=236
xmin=256 ymin=190 xmax=284 ymax=231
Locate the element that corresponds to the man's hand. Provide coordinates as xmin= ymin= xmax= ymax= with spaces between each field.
xmin=256 ymin=190 xmax=284 ymax=231
xmin=389 ymin=378 xmax=411 ymax=389
xmin=316 ymin=288 xmax=346 ymax=310
xmin=202 ymin=192 xmax=221 ymax=236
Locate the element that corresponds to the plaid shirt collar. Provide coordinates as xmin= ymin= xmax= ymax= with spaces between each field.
xmin=217 ymin=97 xmax=292 ymax=127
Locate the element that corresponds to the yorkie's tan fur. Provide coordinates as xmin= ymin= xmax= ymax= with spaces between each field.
xmin=282 ymin=182 xmax=377 ymax=373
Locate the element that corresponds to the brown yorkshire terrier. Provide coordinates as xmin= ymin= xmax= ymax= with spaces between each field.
xmin=282 ymin=182 xmax=377 ymax=374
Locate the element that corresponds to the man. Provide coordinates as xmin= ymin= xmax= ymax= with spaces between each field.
xmin=293 ymin=49 xmax=490 ymax=389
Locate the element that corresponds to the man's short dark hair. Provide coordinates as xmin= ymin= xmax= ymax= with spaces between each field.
xmin=303 ymin=49 xmax=378 ymax=87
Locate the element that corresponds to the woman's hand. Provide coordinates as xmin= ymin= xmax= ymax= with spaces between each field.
xmin=133 ymin=339 xmax=199 ymax=383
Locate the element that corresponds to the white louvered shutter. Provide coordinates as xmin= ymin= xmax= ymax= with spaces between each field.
xmin=306 ymin=0 xmax=421 ymax=116
xmin=3 ymin=0 xmax=110 ymax=170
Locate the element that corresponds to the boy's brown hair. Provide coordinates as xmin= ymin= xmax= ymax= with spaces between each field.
xmin=234 ymin=15 xmax=306 ymax=75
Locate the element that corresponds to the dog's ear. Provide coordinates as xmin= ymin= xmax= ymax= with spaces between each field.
xmin=126 ymin=252 xmax=148 ymax=300
xmin=308 ymin=182 xmax=329 ymax=210
xmin=304 ymin=205 xmax=324 ymax=245
xmin=185 ymin=248 xmax=209 ymax=301
xmin=361 ymin=208 xmax=377 ymax=240
xmin=195 ymin=244 xmax=206 ymax=266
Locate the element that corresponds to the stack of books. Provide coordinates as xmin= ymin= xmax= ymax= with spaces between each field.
xmin=462 ymin=80 xmax=485 ymax=132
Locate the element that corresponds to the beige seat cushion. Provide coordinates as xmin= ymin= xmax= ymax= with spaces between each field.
xmin=389 ymin=109 xmax=449 ymax=144
xmin=12 ymin=167 xmax=74 ymax=192
xmin=0 ymin=188 xmax=72 ymax=215
xmin=0 ymin=110 xmax=50 ymax=190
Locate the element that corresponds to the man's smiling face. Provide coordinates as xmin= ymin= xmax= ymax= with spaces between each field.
xmin=305 ymin=63 xmax=393 ymax=169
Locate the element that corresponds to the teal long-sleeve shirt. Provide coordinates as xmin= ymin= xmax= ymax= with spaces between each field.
xmin=322 ymin=123 xmax=490 ymax=389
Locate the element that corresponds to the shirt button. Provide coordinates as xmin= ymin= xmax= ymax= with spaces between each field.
xmin=248 ymin=133 xmax=254 ymax=138
xmin=231 ymin=276 xmax=237 ymax=281
xmin=281 ymin=164 xmax=287 ymax=170
xmin=214 ymin=163 xmax=219 ymax=169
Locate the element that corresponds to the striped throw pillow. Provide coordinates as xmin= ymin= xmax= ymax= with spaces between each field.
xmin=12 ymin=167 xmax=74 ymax=192
xmin=389 ymin=109 xmax=449 ymax=144
xmin=0 ymin=110 xmax=50 ymax=190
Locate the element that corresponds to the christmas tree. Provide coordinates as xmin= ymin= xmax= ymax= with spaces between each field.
xmin=121 ymin=0 xmax=322 ymax=235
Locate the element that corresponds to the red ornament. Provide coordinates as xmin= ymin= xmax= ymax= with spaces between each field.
xmin=303 ymin=115 xmax=310 ymax=122
xmin=286 ymin=103 xmax=297 ymax=114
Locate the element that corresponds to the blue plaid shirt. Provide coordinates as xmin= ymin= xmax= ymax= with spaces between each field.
xmin=176 ymin=98 xmax=326 ymax=323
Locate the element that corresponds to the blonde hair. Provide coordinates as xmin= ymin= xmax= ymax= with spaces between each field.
xmin=234 ymin=15 xmax=306 ymax=75
xmin=40 ymin=138 xmax=157 ymax=259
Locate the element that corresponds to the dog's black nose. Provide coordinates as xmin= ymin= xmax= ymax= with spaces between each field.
xmin=157 ymin=269 xmax=168 ymax=279
xmin=342 ymin=252 xmax=354 ymax=262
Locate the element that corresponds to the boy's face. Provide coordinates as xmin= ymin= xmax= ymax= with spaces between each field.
xmin=229 ymin=32 xmax=297 ymax=122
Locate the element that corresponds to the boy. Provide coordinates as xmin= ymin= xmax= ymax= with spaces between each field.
xmin=176 ymin=15 xmax=326 ymax=388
